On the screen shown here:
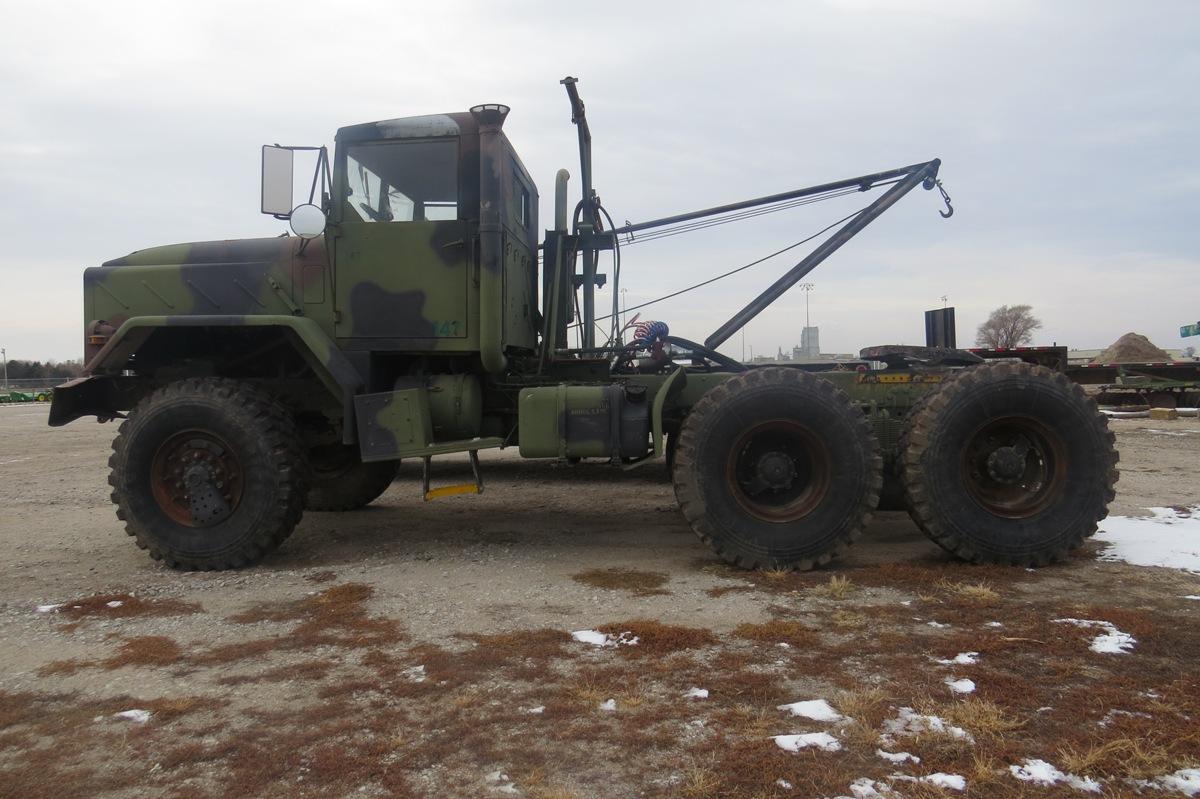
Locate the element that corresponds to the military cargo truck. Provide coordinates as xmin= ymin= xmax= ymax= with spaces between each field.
xmin=50 ymin=78 xmax=1117 ymax=571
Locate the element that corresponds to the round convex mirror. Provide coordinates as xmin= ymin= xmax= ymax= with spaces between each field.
xmin=289 ymin=203 xmax=327 ymax=239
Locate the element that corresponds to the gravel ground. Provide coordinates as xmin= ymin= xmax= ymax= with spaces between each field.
xmin=1 ymin=403 xmax=1198 ymax=798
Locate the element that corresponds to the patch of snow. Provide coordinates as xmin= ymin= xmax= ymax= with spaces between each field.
xmin=1094 ymin=505 xmax=1200 ymax=574
xmin=1036 ymin=706 xmax=1053 ymax=713
xmin=1053 ymin=618 xmax=1137 ymax=654
xmin=114 ymin=709 xmax=151 ymax=724
xmin=1009 ymin=759 xmax=1101 ymax=792
xmin=1184 ymin=595 xmax=1200 ymax=601
xmin=777 ymin=779 xmax=793 ymax=789
xmin=945 ymin=678 xmax=976 ymax=694
xmin=934 ymin=652 xmax=979 ymax=665
xmin=1098 ymin=708 xmax=1151 ymax=726
xmin=876 ymin=749 xmax=920 ymax=764
xmin=1150 ymin=768 xmax=1200 ymax=796
xmin=777 ymin=642 xmax=791 ymax=648
xmin=880 ymin=707 xmax=973 ymax=744
xmin=598 ymin=698 xmax=616 ymax=711
xmin=900 ymin=600 xmax=912 ymax=606
xmin=106 ymin=600 xmax=123 ymax=608
xmin=485 ymin=770 xmax=519 ymax=794
xmin=777 ymin=698 xmax=844 ymax=722
xmin=571 ymin=629 xmax=609 ymax=646
xmin=35 ymin=603 xmax=62 ymax=613
xmin=570 ymin=629 xmax=639 ymax=648
xmin=890 ymin=773 xmax=966 ymax=791
xmin=984 ymin=621 xmax=1003 ymax=628
xmin=1147 ymin=428 xmax=1198 ymax=437
xmin=401 ymin=664 xmax=426 ymax=682
xmin=926 ymin=620 xmax=950 ymax=628
xmin=847 ymin=778 xmax=894 ymax=798
xmin=684 ymin=687 xmax=708 ymax=700
xmin=524 ymin=706 xmax=544 ymax=715
xmin=924 ymin=773 xmax=966 ymax=791
xmin=773 ymin=732 xmax=841 ymax=752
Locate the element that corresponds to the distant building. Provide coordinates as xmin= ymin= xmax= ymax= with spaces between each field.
xmin=800 ymin=326 xmax=820 ymax=358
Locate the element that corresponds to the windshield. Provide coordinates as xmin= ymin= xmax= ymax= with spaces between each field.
xmin=344 ymin=139 xmax=458 ymax=223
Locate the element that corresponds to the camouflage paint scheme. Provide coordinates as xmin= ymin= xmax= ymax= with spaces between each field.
xmin=51 ymin=102 xmax=944 ymax=467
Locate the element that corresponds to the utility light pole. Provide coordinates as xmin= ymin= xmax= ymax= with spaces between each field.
xmin=799 ymin=283 xmax=815 ymax=327
xmin=1 ymin=348 xmax=7 ymax=389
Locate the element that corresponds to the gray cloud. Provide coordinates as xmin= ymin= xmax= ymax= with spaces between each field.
xmin=1 ymin=0 xmax=1196 ymax=360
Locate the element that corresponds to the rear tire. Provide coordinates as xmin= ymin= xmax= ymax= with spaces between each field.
xmin=901 ymin=362 xmax=1118 ymax=566
xmin=306 ymin=445 xmax=399 ymax=511
xmin=108 ymin=378 xmax=308 ymax=570
xmin=673 ymin=368 xmax=881 ymax=570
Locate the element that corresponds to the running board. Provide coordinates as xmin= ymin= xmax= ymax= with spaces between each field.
xmin=422 ymin=450 xmax=484 ymax=501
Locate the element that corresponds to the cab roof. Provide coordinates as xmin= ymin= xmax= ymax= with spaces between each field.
xmin=335 ymin=112 xmax=480 ymax=143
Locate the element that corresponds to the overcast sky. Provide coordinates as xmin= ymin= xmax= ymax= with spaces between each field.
xmin=2 ymin=0 xmax=1197 ymax=363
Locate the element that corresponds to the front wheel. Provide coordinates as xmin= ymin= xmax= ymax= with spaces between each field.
xmin=901 ymin=362 xmax=1118 ymax=566
xmin=108 ymin=378 xmax=308 ymax=570
xmin=673 ymin=368 xmax=882 ymax=570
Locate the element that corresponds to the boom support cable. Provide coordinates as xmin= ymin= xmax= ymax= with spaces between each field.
xmin=585 ymin=205 xmax=870 ymax=324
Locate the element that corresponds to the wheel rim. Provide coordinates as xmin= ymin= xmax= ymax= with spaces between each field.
xmin=725 ymin=419 xmax=831 ymax=522
xmin=961 ymin=416 xmax=1066 ymax=518
xmin=150 ymin=430 xmax=244 ymax=527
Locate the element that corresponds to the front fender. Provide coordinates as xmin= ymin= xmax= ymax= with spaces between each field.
xmin=71 ymin=315 xmax=364 ymax=441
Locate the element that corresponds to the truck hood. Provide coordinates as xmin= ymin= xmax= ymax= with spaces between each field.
xmin=102 ymin=236 xmax=301 ymax=268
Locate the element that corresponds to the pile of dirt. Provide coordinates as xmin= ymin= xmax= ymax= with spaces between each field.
xmin=1092 ymin=332 xmax=1173 ymax=364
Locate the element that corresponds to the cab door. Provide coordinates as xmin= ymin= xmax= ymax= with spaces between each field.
xmin=332 ymin=138 xmax=476 ymax=351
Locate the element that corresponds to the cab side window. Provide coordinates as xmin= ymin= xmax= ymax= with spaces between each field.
xmin=510 ymin=160 xmax=531 ymax=231
xmin=344 ymin=139 xmax=458 ymax=223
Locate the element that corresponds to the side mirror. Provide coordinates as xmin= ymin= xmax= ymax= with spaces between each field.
xmin=261 ymin=145 xmax=295 ymax=216
xmin=289 ymin=203 xmax=326 ymax=239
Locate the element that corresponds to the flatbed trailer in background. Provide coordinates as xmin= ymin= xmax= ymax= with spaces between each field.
xmin=968 ymin=346 xmax=1200 ymax=407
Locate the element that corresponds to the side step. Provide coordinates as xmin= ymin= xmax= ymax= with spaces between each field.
xmin=422 ymin=450 xmax=484 ymax=501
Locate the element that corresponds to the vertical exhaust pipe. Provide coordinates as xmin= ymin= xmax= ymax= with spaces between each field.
xmin=471 ymin=104 xmax=510 ymax=375
xmin=554 ymin=169 xmax=570 ymax=233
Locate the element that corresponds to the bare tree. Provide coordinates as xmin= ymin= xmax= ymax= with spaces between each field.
xmin=975 ymin=304 xmax=1042 ymax=348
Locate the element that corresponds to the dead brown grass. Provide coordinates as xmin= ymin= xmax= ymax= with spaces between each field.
xmin=733 ymin=619 xmax=819 ymax=648
xmin=917 ymin=696 xmax=1025 ymax=739
xmin=596 ymin=619 xmax=717 ymax=657
xmin=705 ymin=585 xmax=754 ymax=598
xmin=809 ymin=574 xmax=857 ymax=599
xmin=571 ymin=568 xmax=671 ymax=596
xmin=934 ymin=577 xmax=1001 ymax=604
xmin=50 ymin=592 xmax=201 ymax=621
xmin=102 ymin=635 xmax=184 ymax=669
xmin=202 ymin=582 xmax=402 ymax=665
xmin=216 ymin=658 xmax=334 ymax=686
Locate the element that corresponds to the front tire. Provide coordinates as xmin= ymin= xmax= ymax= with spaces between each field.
xmin=901 ymin=362 xmax=1118 ymax=566
xmin=108 ymin=378 xmax=308 ymax=570
xmin=673 ymin=368 xmax=881 ymax=570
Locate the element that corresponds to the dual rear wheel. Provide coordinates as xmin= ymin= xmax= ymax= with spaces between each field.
xmin=672 ymin=368 xmax=881 ymax=570
xmin=672 ymin=364 xmax=1118 ymax=570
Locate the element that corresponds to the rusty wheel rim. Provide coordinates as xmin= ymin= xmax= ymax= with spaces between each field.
xmin=150 ymin=430 xmax=244 ymax=527
xmin=726 ymin=419 xmax=831 ymax=523
xmin=961 ymin=416 xmax=1067 ymax=518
